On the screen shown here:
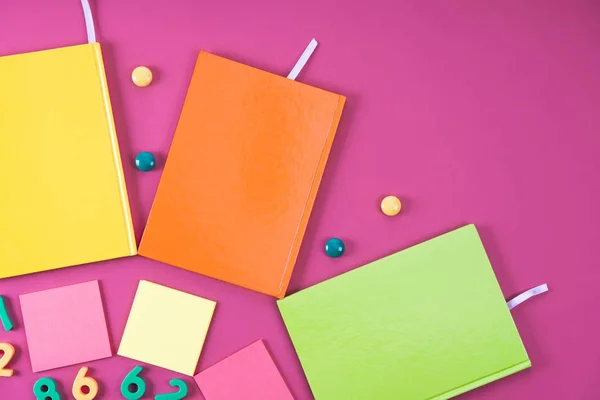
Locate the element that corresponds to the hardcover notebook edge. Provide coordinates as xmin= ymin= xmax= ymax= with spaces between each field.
xmin=92 ymin=42 xmax=137 ymax=256
xmin=432 ymin=359 xmax=531 ymax=400
xmin=276 ymin=95 xmax=346 ymax=298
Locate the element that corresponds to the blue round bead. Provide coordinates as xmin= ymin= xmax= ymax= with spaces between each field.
xmin=135 ymin=151 xmax=156 ymax=171
xmin=325 ymin=238 xmax=345 ymax=258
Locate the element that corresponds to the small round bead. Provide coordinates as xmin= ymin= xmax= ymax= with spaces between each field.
xmin=132 ymin=66 xmax=153 ymax=87
xmin=135 ymin=152 xmax=156 ymax=171
xmin=325 ymin=238 xmax=345 ymax=258
xmin=381 ymin=195 xmax=402 ymax=216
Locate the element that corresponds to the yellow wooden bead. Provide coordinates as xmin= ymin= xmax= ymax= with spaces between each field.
xmin=381 ymin=195 xmax=401 ymax=216
xmin=132 ymin=66 xmax=152 ymax=87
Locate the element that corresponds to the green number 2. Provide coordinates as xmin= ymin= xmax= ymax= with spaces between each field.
xmin=121 ymin=366 xmax=147 ymax=400
xmin=155 ymin=379 xmax=188 ymax=400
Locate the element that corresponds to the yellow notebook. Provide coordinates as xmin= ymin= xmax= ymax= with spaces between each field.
xmin=0 ymin=43 xmax=136 ymax=278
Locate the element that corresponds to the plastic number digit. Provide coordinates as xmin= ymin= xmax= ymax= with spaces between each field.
xmin=155 ymin=378 xmax=188 ymax=400
xmin=34 ymin=377 xmax=61 ymax=400
xmin=121 ymin=366 xmax=147 ymax=400
xmin=0 ymin=296 xmax=13 ymax=331
xmin=72 ymin=366 xmax=99 ymax=400
xmin=0 ymin=343 xmax=15 ymax=377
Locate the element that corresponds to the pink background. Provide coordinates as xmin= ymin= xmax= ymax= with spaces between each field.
xmin=0 ymin=0 xmax=598 ymax=398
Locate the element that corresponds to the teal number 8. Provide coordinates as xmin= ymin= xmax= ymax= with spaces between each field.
xmin=155 ymin=379 xmax=188 ymax=400
xmin=121 ymin=366 xmax=147 ymax=400
xmin=34 ymin=377 xmax=61 ymax=400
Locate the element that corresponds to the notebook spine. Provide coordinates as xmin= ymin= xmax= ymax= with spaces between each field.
xmin=92 ymin=43 xmax=137 ymax=255
xmin=276 ymin=95 xmax=347 ymax=298
xmin=431 ymin=359 xmax=532 ymax=400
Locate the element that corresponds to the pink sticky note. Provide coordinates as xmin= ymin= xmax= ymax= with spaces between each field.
xmin=195 ymin=340 xmax=293 ymax=400
xmin=20 ymin=280 xmax=112 ymax=372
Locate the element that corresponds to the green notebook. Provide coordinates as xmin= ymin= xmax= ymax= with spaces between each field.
xmin=278 ymin=225 xmax=530 ymax=400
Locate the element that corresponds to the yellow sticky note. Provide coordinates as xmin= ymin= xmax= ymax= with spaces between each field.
xmin=118 ymin=281 xmax=216 ymax=375
xmin=0 ymin=43 xmax=136 ymax=278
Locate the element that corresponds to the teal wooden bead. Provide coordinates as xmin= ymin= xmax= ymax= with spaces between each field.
xmin=135 ymin=152 xmax=156 ymax=171
xmin=325 ymin=238 xmax=345 ymax=258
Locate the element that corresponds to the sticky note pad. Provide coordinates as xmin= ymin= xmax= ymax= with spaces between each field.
xmin=20 ymin=280 xmax=112 ymax=372
xmin=0 ymin=43 xmax=136 ymax=279
xmin=118 ymin=281 xmax=216 ymax=375
xmin=195 ymin=340 xmax=293 ymax=400
xmin=139 ymin=52 xmax=346 ymax=298
xmin=278 ymin=225 xmax=531 ymax=399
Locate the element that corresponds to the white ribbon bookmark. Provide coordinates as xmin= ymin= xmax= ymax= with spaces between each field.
xmin=287 ymin=38 xmax=318 ymax=80
xmin=80 ymin=0 xmax=97 ymax=43
xmin=507 ymin=283 xmax=549 ymax=310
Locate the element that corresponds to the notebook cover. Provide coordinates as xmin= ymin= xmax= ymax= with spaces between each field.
xmin=278 ymin=225 xmax=530 ymax=400
xmin=0 ymin=43 xmax=136 ymax=278
xmin=139 ymin=52 xmax=345 ymax=298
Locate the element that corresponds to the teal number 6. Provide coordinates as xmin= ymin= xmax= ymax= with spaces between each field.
xmin=155 ymin=379 xmax=188 ymax=400
xmin=121 ymin=366 xmax=147 ymax=400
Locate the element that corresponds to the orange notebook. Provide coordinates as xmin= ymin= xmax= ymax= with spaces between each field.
xmin=139 ymin=52 xmax=345 ymax=298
